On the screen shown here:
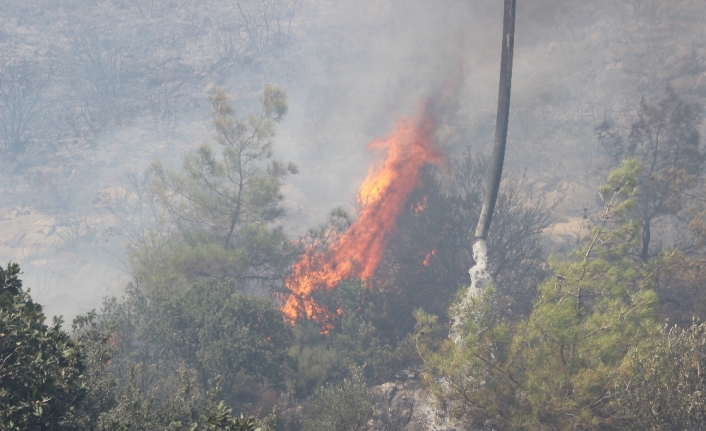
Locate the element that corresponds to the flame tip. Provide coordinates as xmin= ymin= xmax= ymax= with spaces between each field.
xmin=283 ymin=103 xmax=444 ymax=330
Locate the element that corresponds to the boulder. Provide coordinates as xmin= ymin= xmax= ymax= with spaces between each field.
xmin=367 ymin=369 xmax=456 ymax=431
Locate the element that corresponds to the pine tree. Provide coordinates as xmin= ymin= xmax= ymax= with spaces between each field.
xmin=131 ymin=84 xmax=298 ymax=294
xmin=419 ymin=159 xmax=666 ymax=430
xmin=596 ymin=87 xmax=704 ymax=260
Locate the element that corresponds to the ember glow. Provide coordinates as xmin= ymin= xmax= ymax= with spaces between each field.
xmin=422 ymin=249 xmax=436 ymax=267
xmin=413 ymin=196 xmax=428 ymax=215
xmin=282 ymin=102 xmax=444 ymax=331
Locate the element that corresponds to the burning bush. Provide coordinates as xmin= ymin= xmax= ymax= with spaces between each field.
xmin=282 ymin=102 xmax=443 ymax=332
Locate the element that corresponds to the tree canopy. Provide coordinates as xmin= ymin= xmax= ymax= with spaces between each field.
xmin=0 ymin=262 xmax=85 ymax=430
xmin=596 ymin=86 xmax=704 ymax=260
xmin=418 ymin=159 xmax=667 ymax=430
xmin=132 ymin=84 xmax=298 ymax=294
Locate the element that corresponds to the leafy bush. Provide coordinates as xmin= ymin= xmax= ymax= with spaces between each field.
xmin=300 ymin=367 xmax=373 ymax=431
xmin=616 ymin=321 xmax=706 ymax=430
xmin=0 ymin=262 xmax=86 ymax=430
xmin=99 ymin=279 xmax=293 ymax=408
xmin=288 ymin=279 xmax=396 ymax=396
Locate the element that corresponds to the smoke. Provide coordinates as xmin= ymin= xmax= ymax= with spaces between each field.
xmin=282 ymin=100 xmax=444 ymax=332
xmin=467 ymin=238 xmax=490 ymax=300
xmin=275 ymin=0 xmax=499 ymax=229
xmin=5 ymin=0 xmax=705 ymax=328
xmin=450 ymin=238 xmax=490 ymax=343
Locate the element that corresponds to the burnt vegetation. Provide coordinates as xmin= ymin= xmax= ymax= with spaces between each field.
xmin=371 ymin=156 xmax=555 ymax=345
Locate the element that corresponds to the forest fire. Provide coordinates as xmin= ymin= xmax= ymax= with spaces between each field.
xmin=422 ymin=249 xmax=436 ymax=266
xmin=282 ymin=102 xmax=444 ymax=332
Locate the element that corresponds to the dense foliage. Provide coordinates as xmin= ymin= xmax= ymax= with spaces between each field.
xmin=94 ymin=278 xmax=293 ymax=410
xmin=0 ymin=262 xmax=85 ymax=430
xmin=300 ymin=368 xmax=373 ymax=431
xmin=416 ymin=159 xmax=706 ymax=430
xmin=617 ymin=322 xmax=706 ymax=430
xmin=0 ymin=263 xmax=278 ymax=430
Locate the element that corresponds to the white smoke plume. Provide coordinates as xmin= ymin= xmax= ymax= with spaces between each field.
xmin=466 ymin=238 xmax=490 ymax=302
xmin=421 ymin=238 xmax=491 ymax=430
xmin=450 ymin=238 xmax=490 ymax=343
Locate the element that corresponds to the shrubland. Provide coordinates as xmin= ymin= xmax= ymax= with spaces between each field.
xmin=4 ymin=49 xmax=706 ymax=430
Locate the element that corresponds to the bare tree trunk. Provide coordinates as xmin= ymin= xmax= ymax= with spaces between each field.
xmin=475 ymin=0 xmax=517 ymax=240
xmin=641 ymin=215 xmax=651 ymax=262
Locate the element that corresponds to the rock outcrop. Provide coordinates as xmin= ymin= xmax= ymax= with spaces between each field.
xmin=367 ymin=369 xmax=458 ymax=431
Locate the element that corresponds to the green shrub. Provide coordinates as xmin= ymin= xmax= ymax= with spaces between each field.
xmin=300 ymin=368 xmax=373 ymax=431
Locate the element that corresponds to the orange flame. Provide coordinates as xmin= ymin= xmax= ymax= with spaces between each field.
xmin=423 ymin=249 xmax=436 ymax=266
xmin=282 ymin=102 xmax=444 ymax=331
xmin=413 ymin=196 xmax=428 ymax=215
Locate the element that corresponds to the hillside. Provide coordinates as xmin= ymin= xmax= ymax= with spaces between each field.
xmin=0 ymin=0 xmax=704 ymax=325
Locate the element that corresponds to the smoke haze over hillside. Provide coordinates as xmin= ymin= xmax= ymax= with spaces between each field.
xmin=0 ymin=0 xmax=705 ymax=323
